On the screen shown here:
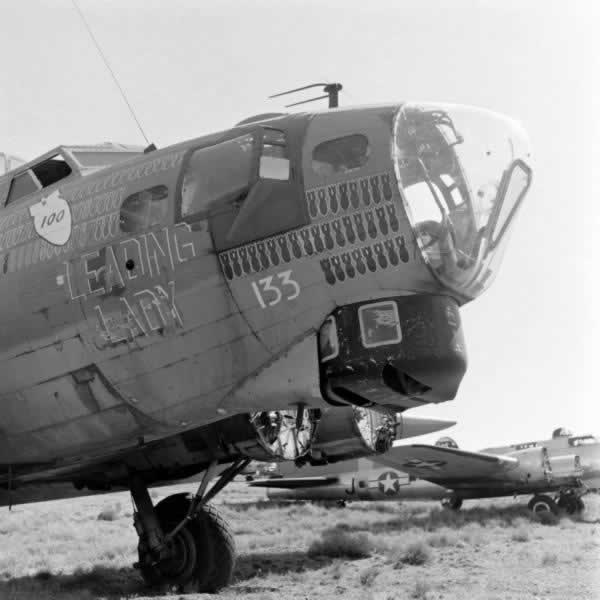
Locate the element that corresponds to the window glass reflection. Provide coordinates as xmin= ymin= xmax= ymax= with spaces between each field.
xmin=312 ymin=134 xmax=370 ymax=176
xmin=120 ymin=185 xmax=169 ymax=232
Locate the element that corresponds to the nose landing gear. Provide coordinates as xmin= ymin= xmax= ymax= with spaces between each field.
xmin=131 ymin=459 xmax=250 ymax=593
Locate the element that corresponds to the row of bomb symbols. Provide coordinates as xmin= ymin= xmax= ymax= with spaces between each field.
xmin=306 ymin=172 xmax=394 ymax=220
xmin=320 ymin=236 xmax=410 ymax=285
xmin=219 ymin=203 xmax=402 ymax=281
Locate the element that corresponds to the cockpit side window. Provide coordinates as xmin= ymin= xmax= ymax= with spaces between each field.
xmin=120 ymin=185 xmax=169 ymax=233
xmin=7 ymin=170 xmax=41 ymax=204
xmin=31 ymin=155 xmax=72 ymax=187
xmin=180 ymin=133 xmax=255 ymax=221
xmin=6 ymin=154 xmax=73 ymax=205
xmin=312 ymin=134 xmax=370 ymax=176
xmin=259 ymin=129 xmax=290 ymax=180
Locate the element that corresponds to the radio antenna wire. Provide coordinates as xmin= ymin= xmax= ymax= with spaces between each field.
xmin=72 ymin=0 xmax=152 ymax=146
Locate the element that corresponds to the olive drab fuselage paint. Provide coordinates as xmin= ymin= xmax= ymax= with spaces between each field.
xmin=0 ymin=103 xmax=532 ymax=473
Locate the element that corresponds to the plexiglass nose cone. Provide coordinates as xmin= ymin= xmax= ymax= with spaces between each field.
xmin=394 ymin=103 xmax=532 ymax=299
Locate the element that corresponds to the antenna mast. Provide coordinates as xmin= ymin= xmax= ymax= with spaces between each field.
xmin=72 ymin=0 xmax=152 ymax=146
xmin=270 ymin=82 xmax=343 ymax=109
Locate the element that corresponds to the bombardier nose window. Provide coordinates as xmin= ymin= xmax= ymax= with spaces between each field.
xmin=394 ymin=104 xmax=532 ymax=298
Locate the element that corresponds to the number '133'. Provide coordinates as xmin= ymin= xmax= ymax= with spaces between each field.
xmin=251 ymin=269 xmax=300 ymax=308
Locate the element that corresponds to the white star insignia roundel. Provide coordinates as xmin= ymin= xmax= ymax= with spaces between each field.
xmin=377 ymin=471 xmax=401 ymax=495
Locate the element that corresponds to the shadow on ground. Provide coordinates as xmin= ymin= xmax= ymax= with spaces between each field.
xmin=330 ymin=503 xmax=589 ymax=534
xmin=0 ymin=566 xmax=144 ymax=600
xmin=234 ymin=550 xmax=333 ymax=581
xmin=0 ymin=550 xmax=335 ymax=599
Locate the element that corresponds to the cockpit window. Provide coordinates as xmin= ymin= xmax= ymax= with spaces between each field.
xmin=312 ymin=134 xmax=370 ymax=176
xmin=490 ymin=160 xmax=531 ymax=246
xmin=7 ymin=154 xmax=72 ymax=205
xmin=32 ymin=155 xmax=72 ymax=187
xmin=180 ymin=134 xmax=255 ymax=219
xmin=7 ymin=170 xmax=41 ymax=204
xmin=259 ymin=129 xmax=289 ymax=180
xmin=120 ymin=185 xmax=169 ymax=233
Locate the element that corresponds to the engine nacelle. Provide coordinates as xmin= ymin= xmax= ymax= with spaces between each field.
xmin=205 ymin=409 xmax=319 ymax=462
xmin=547 ymin=454 xmax=583 ymax=482
xmin=176 ymin=406 xmax=394 ymax=469
xmin=300 ymin=406 xmax=397 ymax=465
xmin=506 ymin=446 xmax=548 ymax=483
xmin=506 ymin=446 xmax=583 ymax=484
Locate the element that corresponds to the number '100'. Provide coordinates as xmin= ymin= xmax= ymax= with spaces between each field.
xmin=41 ymin=210 xmax=66 ymax=229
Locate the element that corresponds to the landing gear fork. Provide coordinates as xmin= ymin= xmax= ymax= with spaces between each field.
xmin=131 ymin=458 xmax=251 ymax=592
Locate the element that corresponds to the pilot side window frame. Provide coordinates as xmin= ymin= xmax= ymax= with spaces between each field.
xmin=259 ymin=128 xmax=290 ymax=181
xmin=6 ymin=169 xmax=42 ymax=205
xmin=5 ymin=153 xmax=75 ymax=206
xmin=311 ymin=133 xmax=371 ymax=176
xmin=175 ymin=131 xmax=259 ymax=224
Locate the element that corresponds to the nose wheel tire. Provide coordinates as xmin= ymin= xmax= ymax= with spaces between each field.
xmin=527 ymin=494 xmax=558 ymax=515
xmin=137 ymin=493 xmax=235 ymax=593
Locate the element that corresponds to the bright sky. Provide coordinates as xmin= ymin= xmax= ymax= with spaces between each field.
xmin=1 ymin=0 xmax=598 ymax=450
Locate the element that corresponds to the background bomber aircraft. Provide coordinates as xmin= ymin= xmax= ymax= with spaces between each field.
xmin=0 ymin=83 xmax=533 ymax=592
xmin=252 ymin=428 xmax=600 ymax=516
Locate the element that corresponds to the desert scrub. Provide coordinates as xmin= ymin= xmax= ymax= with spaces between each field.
xmin=96 ymin=503 xmax=121 ymax=522
xmin=390 ymin=541 xmax=431 ymax=568
xmin=511 ymin=528 xmax=529 ymax=542
xmin=359 ymin=565 xmax=380 ymax=586
xmin=532 ymin=511 xmax=560 ymax=526
xmin=307 ymin=528 xmax=373 ymax=559
xmin=411 ymin=578 xmax=432 ymax=599
xmin=427 ymin=529 xmax=458 ymax=547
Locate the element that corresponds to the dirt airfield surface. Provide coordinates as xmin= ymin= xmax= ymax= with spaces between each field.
xmin=0 ymin=481 xmax=598 ymax=600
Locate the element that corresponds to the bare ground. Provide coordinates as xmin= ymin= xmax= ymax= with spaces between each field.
xmin=0 ymin=482 xmax=598 ymax=599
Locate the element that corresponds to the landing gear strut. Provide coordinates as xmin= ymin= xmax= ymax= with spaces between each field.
xmin=131 ymin=459 xmax=250 ymax=593
xmin=556 ymin=490 xmax=585 ymax=515
xmin=441 ymin=496 xmax=463 ymax=511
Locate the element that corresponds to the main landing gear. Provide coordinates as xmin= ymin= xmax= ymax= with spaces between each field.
xmin=528 ymin=490 xmax=585 ymax=516
xmin=441 ymin=495 xmax=463 ymax=511
xmin=130 ymin=459 xmax=250 ymax=593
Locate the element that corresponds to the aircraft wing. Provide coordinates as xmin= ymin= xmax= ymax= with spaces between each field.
xmin=249 ymin=476 xmax=339 ymax=489
xmin=375 ymin=444 xmax=519 ymax=483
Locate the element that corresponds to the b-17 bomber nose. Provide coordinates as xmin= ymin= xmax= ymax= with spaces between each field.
xmin=318 ymin=294 xmax=467 ymax=410
xmin=394 ymin=103 xmax=532 ymax=299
